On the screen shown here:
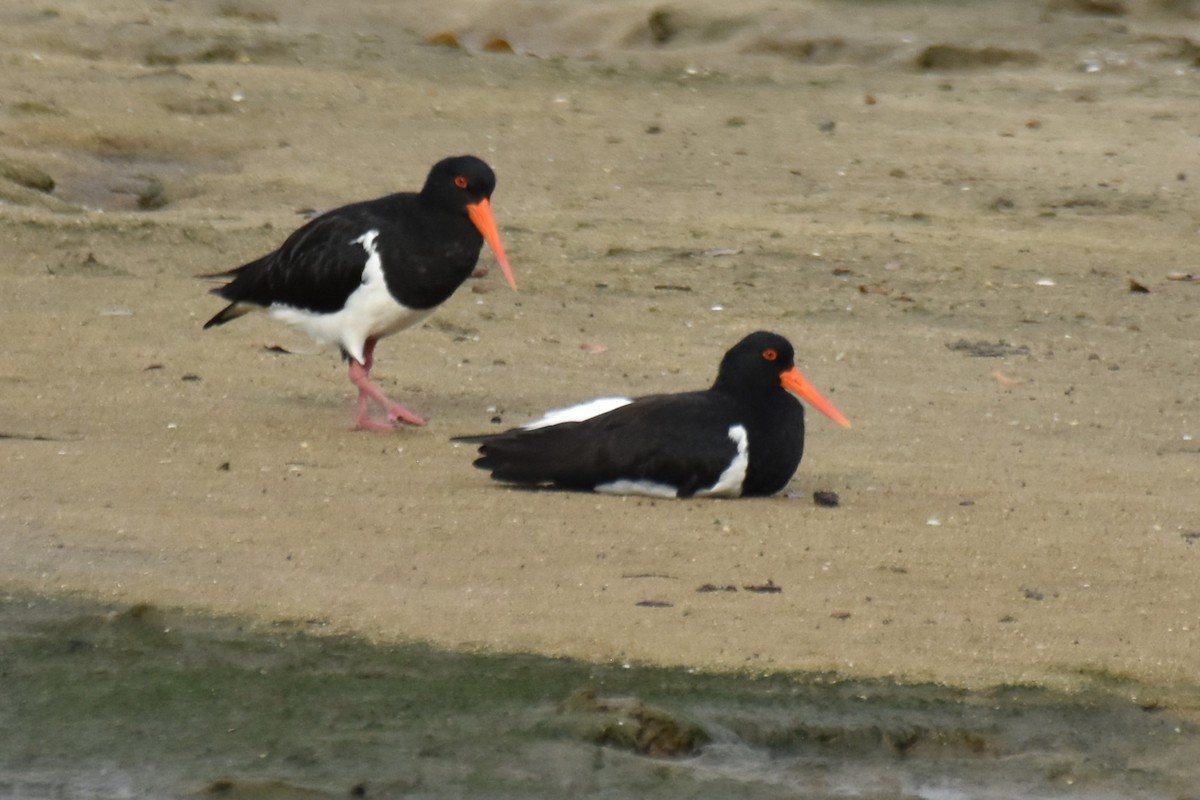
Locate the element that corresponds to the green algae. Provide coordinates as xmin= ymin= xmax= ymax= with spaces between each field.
xmin=1 ymin=593 xmax=1197 ymax=799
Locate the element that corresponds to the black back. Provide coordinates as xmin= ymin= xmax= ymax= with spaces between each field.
xmin=473 ymin=391 xmax=746 ymax=497
xmin=467 ymin=332 xmax=808 ymax=498
xmin=205 ymin=156 xmax=498 ymax=321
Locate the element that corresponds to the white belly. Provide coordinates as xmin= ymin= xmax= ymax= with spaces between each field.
xmin=267 ymin=230 xmax=432 ymax=364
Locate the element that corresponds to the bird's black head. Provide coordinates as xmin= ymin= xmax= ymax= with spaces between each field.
xmin=420 ymin=154 xmax=517 ymax=291
xmin=713 ymin=331 xmax=797 ymax=394
xmin=714 ymin=331 xmax=851 ymax=428
xmin=421 ymin=155 xmax=498 ymax=213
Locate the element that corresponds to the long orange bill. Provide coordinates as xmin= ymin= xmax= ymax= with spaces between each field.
xmin=466 ymin=198 xmax=517 ymax=291
xmin=780 ymin=367 xmax=852 ymax=428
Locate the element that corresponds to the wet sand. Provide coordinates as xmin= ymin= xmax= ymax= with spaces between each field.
xmin=5 ymin=593 xmax=1197 ymax=798
xmin=1 ymin=0 xmax=1198 ymax=712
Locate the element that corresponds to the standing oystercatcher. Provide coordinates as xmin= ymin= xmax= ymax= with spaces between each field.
xmin=456 ymin=331 xmax=850 ymax=497
xmin=202 ymin=155 xmax=516 ymax=431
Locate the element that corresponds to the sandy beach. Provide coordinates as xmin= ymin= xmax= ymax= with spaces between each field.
xmin=1 ymin=0 xmax=1198 ymax=715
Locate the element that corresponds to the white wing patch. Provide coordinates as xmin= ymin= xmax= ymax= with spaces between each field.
xmin=595 ymin=479 xmax=680 ymax=498
xmin=520 ymin=397 xmax=633 ymax=430
xmin=696 ymin=424 xmax=749 ymax=498
xmin=268 ymin=230 xmax=432 ymax=364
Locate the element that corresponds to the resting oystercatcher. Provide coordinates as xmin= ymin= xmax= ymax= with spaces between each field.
xmin=456 ymin=331 xmax=850 ymax=497
xmin=202 ymin=155 xmax=516 ymax=431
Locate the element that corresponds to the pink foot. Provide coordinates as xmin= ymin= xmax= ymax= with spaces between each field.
xmin=348 ymin=342 xmax=427 ymax=431
xmin=353 ymin=416 xmax=412 ymax=432
xmin=386 ymin=403 xmax=427 ymax=427
xmin=351 ymin=397 xmax=427 ymax=431
xmin=352 ymin=398 xmax=427 ymax=430
xmin=348 ymin=394 xmax=388 ymax=432
xmin=353 ymin=415 xmax=399 ymax=433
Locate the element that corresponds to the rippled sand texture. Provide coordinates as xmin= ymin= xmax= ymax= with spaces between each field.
xmin=1 ymin=0 xmax=1198 ymax=710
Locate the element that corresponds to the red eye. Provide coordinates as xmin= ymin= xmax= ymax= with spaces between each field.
xmin=762 ymin=348 xmax=778 ymax=362
xmin=454 ymin=176 xmax=468 ymax=189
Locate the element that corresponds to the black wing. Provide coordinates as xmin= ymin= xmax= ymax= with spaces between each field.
xmin=206 ymin=207 xmax=390 ymax=319
xmin=203 ymin=190 xmax=485 ymax=326
xmin=467 ymin=392 xmax=745 ymax=498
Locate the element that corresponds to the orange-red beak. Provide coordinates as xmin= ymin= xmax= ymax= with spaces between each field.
xmin=466 ymin=198 xmax=517 ymax=291
xmin=781 ymin=367 xmax=851 ymax=428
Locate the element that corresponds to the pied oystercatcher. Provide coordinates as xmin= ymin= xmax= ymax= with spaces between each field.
xmin=456 ymin=331 xmax=850 ymax=497
xmin=202 ymin=155 xmax=516 ymax=431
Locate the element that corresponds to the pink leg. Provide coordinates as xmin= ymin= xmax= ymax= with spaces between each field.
xmin=347 ymin=338 xmax=427 ymax=430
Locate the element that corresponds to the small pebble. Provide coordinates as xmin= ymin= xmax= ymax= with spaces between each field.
xmin=813 ymin=490 xmax=840 ymax=507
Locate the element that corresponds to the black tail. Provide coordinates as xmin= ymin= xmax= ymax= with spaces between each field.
xmin=202 ymin=300 xmax=251 ymax=329
xmin=198 ymin=259 xmax=261 ymax=328
xmin=455 ymin=428 xmax=592 ymax=487
xmin=195 ymin=266 xmax=242 ymax=282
